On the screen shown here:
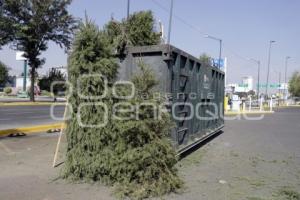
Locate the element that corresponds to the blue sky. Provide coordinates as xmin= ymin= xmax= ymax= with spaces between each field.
xmin=0 ymin=0 xmax=299 ymax=86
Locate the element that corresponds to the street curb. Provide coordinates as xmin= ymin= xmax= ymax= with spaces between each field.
xmin=0 ymin=123 xmax=65 ymax=137
xmin=277 ymin=105 xmax=300 ymax=108
xmin=225 ymin=111 xmax=274 ymax=115
xmin=0 ymin=102 xmax=66 ymax=107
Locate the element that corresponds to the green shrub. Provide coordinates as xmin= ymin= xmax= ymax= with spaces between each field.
xmin=41 ymin=90 xmax=52 ymax=97
xmin=39 ymin=68 xmax=66 ymax=95
xmin=3 ymin=87 xmax=12 ymax=95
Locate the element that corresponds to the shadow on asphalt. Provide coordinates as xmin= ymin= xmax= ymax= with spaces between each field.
xmin=178 ymin=130 xmax=224 ymax=160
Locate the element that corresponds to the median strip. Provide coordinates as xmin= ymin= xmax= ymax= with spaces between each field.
xmin=0 ymin=123 xmax=65 ymax=137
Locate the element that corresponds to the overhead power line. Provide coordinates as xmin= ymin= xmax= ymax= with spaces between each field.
xmin=151 ymin=0 xmax=208 ymax=36
xmin=151 ymin=0 xmax=252 ymax=63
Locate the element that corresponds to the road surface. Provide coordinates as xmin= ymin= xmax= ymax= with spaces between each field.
xmin=0 ymin=96 xmax=66 ymax=102
xmin=0 ymin=107 xmax=299 ymax=200
xmin=0 ymin=105 xmax=65 ymax=130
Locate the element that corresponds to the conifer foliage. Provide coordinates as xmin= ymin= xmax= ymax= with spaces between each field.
xmin=105 ymin=10 xmax=161 ymax=55
xmin=111 ymin=62 xmax=183 ymax=199
xmin=63 ymin=18 xmax=119 ymax=183
xmin=64 ymin=12 xmax=182 ymax=200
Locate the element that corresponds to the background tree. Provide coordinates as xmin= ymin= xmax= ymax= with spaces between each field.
xmin=199 ymin=53 xmax=212 ymax=66
xmin=0 ymin=61 xmax=9 ymax=86
xmin=288 ymin=71 xmax=300 ymax=97
xmin=0 ymin=0 xmax=14 ymax=48
xmin=235 ymin=92 xmax=248 ymax=99
xmin=39 ymin=68 xmax=66 ymax=95
xmin=0 ymin=0 xmax=77 ymax=101
xmin=247 ymin=90 xmax=255 ymax=97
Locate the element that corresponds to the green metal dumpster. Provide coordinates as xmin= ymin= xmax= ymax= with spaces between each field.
xmin=118 ymin=44 xmax=225 ymax=154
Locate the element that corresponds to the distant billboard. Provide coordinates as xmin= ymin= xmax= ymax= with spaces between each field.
xmin=16 ymin=51 xmax=27 ymax=61
xmin=212 ymin=58 xmax=224 ymax=70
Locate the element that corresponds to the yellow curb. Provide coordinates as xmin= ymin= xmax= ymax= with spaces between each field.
xmin=225 ymin=111 xmax=274 ymax=115
xmin=0 ymin=123 xmax=65 ymax=137
xmin=0 ymin=102 xmax=66 ymax=107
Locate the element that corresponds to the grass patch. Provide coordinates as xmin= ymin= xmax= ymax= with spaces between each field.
xmin=179 ymin=148 xmax=207 ymax=168
xmin=234 ymin=176 xmax=266 ymax=188
xmin=247 ymin=197 xmax=268 ymax=200
xmin=276 ymin=186 xmax=300 ymax=200
xmin=230 ymin=151 xmax=239 ymax=157
xmin=249 ymin=156 xmax=266 ymax=167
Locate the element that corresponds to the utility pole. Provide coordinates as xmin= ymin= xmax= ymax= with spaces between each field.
xmin=219 ymin=39 xmax=222 ymax=69
xmin=274 ymin=70 xmax=281 ymax=106
xmin=266 ymin=40 xmax=275 ymax=97
xmin=278 ymin=71 xmax=281 ymax=97
xmin=23 ymin=60 xmax=27 ymax=91
xmin=167 ymin=0 xmax=174 ymax=45
xmin=205 ymin=35 xmax=222 ymax=69
xmin=127 ymin=0 xmax=130 ymax=20
xmin=249 ymin=58 xmax=260 ymax=99
xmin=284 ymin=56 xmax=290 ymax=102
xmin=257 ymin=61 xmax=261 ymax=99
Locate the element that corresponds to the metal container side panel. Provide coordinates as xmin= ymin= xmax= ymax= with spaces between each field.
xmin=118 ymin=51 xmax=170 ymax=94
xmin=116 ymin=44 xmax=224 ymax=152
xmin=197 ymin=63 xmax=206 ymax=138
xmin=170 ymin=53 xmax=193 ymax=147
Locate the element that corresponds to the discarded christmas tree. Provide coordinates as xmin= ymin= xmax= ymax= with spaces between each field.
xmin=110 ymin=62 xmax=183 ymax=199
xmin=105 ymin=10 xmax=161 ymax=55
xmin=63 ymin=18 xmax=120 ymax=183
xmin=63 ymin=12 xmax=182 ymax=200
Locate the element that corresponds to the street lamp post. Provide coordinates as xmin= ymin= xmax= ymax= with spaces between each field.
xmin=205 ymin=35 xmax=222 ymax=69
xmin=276 ymin=71 xmax=281 ymax=97
xmin=279 ymin=72 xmax=281 ymax=96
xmin=284 ymin=56 xmax=290 ymax=102
xmin=249 ymin=58 xmax=261 ymax=99
xmin=219 ymin=39 xmax=222 ymax=69
xmin=273 ymin=70 xmax=281 ymax=106
xmin=266 ymin=40 xmax=276 ymax=96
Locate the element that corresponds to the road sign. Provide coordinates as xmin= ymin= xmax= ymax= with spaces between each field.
xmin=16 ymin=51 xmax=27 ymax=61
xmin=16 ymin=51 xmax=28 ymax=91
xmin=212 ymin=58 xmax=224 ymax=68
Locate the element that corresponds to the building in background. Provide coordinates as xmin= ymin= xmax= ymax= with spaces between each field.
xmin=242 ymin=76 xmax=253 ymax=92
xmin=16 ymin=76 xmax=31 ymax=90
xmin=226 ymin=76 xmax=254 ymax=94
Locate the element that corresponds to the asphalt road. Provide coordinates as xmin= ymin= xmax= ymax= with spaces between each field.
xmin=0 ymin=96 xmax=66 ymax=102
xmin=0 ymin=105 xmax=65 ymax=130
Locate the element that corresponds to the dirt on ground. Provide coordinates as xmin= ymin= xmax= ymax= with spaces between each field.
xmin=0 ymin=107 xmax=300 ymax=200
